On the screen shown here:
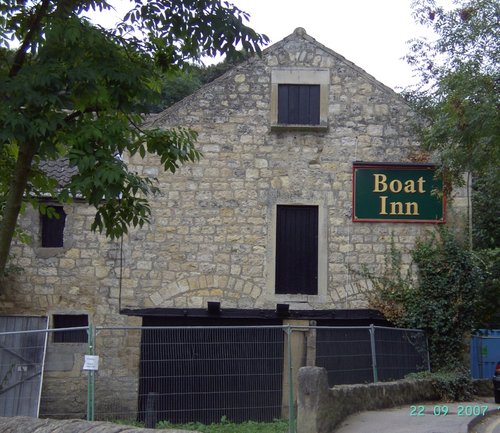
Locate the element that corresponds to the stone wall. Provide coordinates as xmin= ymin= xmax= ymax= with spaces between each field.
xmin=123 ymin=27 xmax=467 ymax=311
xmin=0 ymin=417 xmax=198 ymax=433
xmin=297 ymin=367 xmax=494 ymax=433
xmin=0 ymin=198 xmax=142 ymax=416
xmin=1 ymin=202 xmax=126 ymax=322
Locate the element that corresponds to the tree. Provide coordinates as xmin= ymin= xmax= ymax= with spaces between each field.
xmin=0 ymin=0 xmax=268 ymax=275
xmin=404 ymin=0 xmax=499 ymax=327
xmin=405 ymin=0 xmax=499 ymax=188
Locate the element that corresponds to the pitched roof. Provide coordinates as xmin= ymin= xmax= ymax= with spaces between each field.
xmin=147 ymin=27 xmax=400 ymax=127
xmin=280 ymin=27 xmax=396 ymax=93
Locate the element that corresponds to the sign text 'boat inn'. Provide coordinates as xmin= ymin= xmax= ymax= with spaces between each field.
xmin=352 ymin=163 xmax=445 ymax=223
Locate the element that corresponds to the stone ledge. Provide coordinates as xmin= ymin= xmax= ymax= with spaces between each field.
xmin=0 ymin=417 xmax=199 ymax=433
xmin=297 ymin=366 xmax=439 ymax=433
xmin=297 ymin=367 xmax=495 ymax=433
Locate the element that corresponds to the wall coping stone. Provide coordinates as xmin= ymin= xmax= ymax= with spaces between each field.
xmin=0 ymin=417 xmax=200 ymax=433
xmin=297 ymin=367 xmax=494 ymax=433
xmin=297 ymin=366 xmax=439 ymax=433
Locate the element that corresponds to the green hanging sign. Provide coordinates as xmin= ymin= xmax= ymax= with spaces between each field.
xmin=353 ymin=163 xmax=445 ymax=223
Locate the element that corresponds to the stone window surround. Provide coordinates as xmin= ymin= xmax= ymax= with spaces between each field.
xmin=266 ymin=201 xmax=328 ymax=304
xmin=270 ymin=68 xmax=330 ymax=131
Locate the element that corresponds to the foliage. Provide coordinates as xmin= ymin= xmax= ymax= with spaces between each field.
xmin=472 ymin=171 xmax=500 ymax=250
xmin=471 ymin=172 xmax=499 ymax=328
xmin=156 ymin=417 xmax=288 ymax=433
xmin=406 ymin=369 xmax=474 ymax=401
xmin=150 ymin=50 xmax=253 ymax=112
xmin=152 ymin=68 xmax=204 ymax=112
xmin=198 ymin=49 xmax=254 ymax=84
xmin=0 ymin=0 xmax=268 ymax=275
xmin=474 ymin=247 xmax=500 ymax=327
xmin=409 ymin=229 xmax=485 ymax=370
xmin=405 ymin=0 xmax=500 ymax=188
xmin=363 ymin=228 xmax=486 ymax=371
xmin=404 ymin=0 xmax=500 ymax=335
xmin=355 ymin=237 xmax=414 ymax=325
xmin=429 ymin=370 xmax=474 ymax=402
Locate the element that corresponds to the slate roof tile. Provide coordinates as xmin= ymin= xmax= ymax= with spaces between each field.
xmin=39 ymin=158 xmax=78 ymax=188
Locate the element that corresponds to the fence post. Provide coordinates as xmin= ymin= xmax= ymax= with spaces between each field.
xmin=86 ymin=324 xmax=95 ymax=422
xmin=425 ymin=334 xmax=431 ymax=372
xmin=369 ymin=325 xmax=378 ymax=383
xmin=286 ymin=326 xmax=296 ymax=433
xmin=145 ymin=392 xmax=158 ymax=428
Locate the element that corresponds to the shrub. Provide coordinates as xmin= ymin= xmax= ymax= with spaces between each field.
xmin=409 ymin=229 xmax=484 ymax=370
xmin=406 ymin=369 xmax=474 ymax=401
xmin=361 ymin=228 xmax=487 ymax=371
xmin=428 ymin=370 xmax=474 ymax=402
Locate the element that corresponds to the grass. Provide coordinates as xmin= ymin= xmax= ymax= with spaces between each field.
xmin=109 ymin=415 xmax=289 ymax=432
xmin=108 ymin=418 xmax=145 ymax=427
xmin=156 ymin=417 xmax=289 ymax=433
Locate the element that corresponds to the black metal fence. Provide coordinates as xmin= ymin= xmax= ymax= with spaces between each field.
xmin=315 ymin=325 xmax=429 ymax=385
xmin=0 ymin=324 xmax=429 ymax=428
xmin=138 ymin=326 xmax=284 ymax=424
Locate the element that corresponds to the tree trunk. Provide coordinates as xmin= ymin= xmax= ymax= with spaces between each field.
xmin=0 ymin=141 xmax=38 ymax=276
xmin=1 ymin=0 xmax=51 ymax=276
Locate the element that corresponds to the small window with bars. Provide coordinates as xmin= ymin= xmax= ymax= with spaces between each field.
xmin=53 ymin=314 xmax=88 ymax=343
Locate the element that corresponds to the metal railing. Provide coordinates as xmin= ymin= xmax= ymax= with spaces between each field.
xmin=0 ymin=324 xmax=429 ymax=431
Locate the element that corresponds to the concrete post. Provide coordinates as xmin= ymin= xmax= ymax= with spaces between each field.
xmin=144 ymin=392 xmax=158 ymax=428
xmin=306 ymin=321 xmax=317 ymax=367
xmin=281 ymin=320 xmax=310 ymax=418
xmin=297 ymin=367 xmax=329 ymax=433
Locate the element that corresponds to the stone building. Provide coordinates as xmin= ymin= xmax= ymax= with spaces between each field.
xmin=120 ymin=26 xmax=463 ymax=317
xmin=0 ymin=28 xmax=466 ymax=420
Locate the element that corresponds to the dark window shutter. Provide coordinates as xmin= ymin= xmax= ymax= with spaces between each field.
xmin=275 ymin=205 xmax=318 ymax=295
xmin=278 ymin=84 xmax=320 ymax=125
xmin=41 ymin=206 xmax=66 ymax=248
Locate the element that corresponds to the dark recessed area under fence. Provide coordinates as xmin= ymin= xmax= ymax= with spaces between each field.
xmin=138 ymin=318 xmax=285 ymax=424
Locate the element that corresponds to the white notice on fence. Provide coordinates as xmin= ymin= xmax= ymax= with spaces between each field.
xmin=83 ymin=355 xmax=99 ymax=371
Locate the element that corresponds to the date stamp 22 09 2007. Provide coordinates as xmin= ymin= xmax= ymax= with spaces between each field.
xmin=409 ymin=404 xmax=499 ymax=417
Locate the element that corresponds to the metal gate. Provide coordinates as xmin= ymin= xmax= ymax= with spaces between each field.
xmin=0 ymin=316 xmax=48 ymax=417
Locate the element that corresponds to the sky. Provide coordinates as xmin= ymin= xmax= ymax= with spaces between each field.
xmin=228 ymin=0 xmax=427 ymax=91
xmin=88 ymin=0 xmax=451 ymax=91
